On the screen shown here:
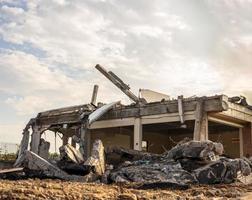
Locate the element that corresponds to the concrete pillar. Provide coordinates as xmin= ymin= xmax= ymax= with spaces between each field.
xmin=134 ymin=118 xmax=142 ymax=151
xmin=200 ymin=112 xmax=208 ymax=141
xmin=193 ymin=99 xmax=208 ymax=141
xmin=79 ymin=124 xmax=87 ymax=158
xmin=30 ymin=125 xmax=41 ymax=154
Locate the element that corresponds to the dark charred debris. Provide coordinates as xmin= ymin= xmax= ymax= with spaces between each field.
xmin=1 ymin=139 xmax=252 ymax=190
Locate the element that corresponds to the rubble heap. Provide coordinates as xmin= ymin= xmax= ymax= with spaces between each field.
xmin=108 ymin=140 xmax=251 ymax=187
xmin=1 ymin=139 xmax=252 ymax=189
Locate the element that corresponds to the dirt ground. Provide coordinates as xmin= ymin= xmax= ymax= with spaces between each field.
xmin=0 ymin=179 xmax=252 ymax=200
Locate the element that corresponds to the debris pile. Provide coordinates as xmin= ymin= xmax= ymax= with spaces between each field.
xmin=1 ymin=139 xmax=252 ymax=189
xmin=107 ymin=140 xmax=252 ymax=187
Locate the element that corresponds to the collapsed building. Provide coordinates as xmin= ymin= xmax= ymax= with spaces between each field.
xmin=1 ymin=64 xmax=251 ymax=187
xmin=15 ymin=64 xmax=252 ymax=166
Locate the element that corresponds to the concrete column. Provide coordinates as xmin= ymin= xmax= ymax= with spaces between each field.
xmin=79 ymin=125 xmax=86 ymax=156
xmin=200 ymin=112 xmax=208 ymax=141
xmin=134 ymin=118 xmax=142 ymax=151
xmin=193 ymin=99 xmax=208 ymax=141
xmin=30 ymin=125 xmax=41 ymax=154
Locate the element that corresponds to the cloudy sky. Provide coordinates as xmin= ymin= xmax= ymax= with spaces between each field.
xmin=0 ymin=0 xmax=252 ymax=144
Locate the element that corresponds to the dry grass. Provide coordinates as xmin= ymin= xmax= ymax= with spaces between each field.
xmin=0 ymin=179 xmax=252 ymax=200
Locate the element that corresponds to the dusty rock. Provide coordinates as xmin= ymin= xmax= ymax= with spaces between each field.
xmin=59 ymin=144 xmax=84 ymax=164
xmin=117 ymin=193 xmax=137 ymax=200
xmin=0 ymin=179 xmax=250 ymax=200
xmin=38 ymin=138 xmax=50 ymax=160
xmin=165 ymin=140 xmax=224 ymax=161
xmin=84 ymin=139 xmax=105 ymax=176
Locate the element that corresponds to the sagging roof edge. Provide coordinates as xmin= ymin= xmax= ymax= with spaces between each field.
xmin=31 ymin=95 xmax=230 ymax=126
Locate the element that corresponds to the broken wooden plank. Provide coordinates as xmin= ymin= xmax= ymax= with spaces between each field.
xmin=0 ymin=168 xmax=23 ymax=174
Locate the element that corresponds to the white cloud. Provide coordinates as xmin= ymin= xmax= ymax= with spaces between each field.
xmin=0 ymin=0 xmax=252 ymax=144
xmin=0 ymin=50 xmax=96 ymax=115
xmin=0 ymin=123 xmax=25 ymax=143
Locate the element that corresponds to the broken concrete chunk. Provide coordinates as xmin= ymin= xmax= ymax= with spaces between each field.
xmin=57 ymin=160 xmax=92 ymax=176
xmin=106 ymin=146 xmax=162 ymax=167
xmin=109 ymin=159 xmax=197 ymax=185
xmin=18 ymin=150 xmax=84 ymax=181
xmin=59 ymin=144 xmax=84 ymax=164
xmin=84 ymin=139 xmax=105 ymax=176
xmin=166 ymin=140 xmax=224 ymax=161
xmin=38 ymin=138 xmax=50 ymax=160
xmin=21 ymin=150 xmax=69 ymax=178
xmin=194 ymin=160 xmax=228 ymax=184
xmin=193 ymin=158 xmax=251 ymax=184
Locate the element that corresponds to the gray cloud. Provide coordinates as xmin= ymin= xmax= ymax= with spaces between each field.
xmin=0 ymin=0 xmax=252 ymax=142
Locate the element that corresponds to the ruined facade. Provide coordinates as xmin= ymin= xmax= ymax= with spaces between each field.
xmin=16 ymin=65 xmax=252 ymax=164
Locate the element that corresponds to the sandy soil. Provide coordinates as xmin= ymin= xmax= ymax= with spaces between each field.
xmin=0 ymin=179 xmax=252 ymax=200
